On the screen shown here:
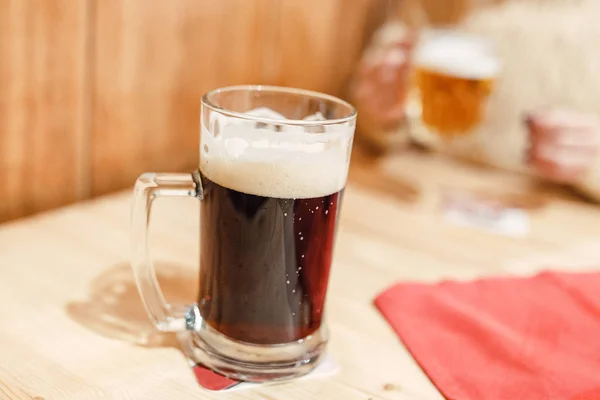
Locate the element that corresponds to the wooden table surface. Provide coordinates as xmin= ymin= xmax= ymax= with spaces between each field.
xmin=1 ymin=151 xmax=600 ymax=400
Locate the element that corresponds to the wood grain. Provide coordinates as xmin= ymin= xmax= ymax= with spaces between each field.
xmin=0 ymin=0 xmax=386 ymax=220
xmin=275 ymin=0 xmax=386 ymax=95
xmin=397 ymin=0 xmax=506 ymax=27
xmin=0 ymin=0 xmax=91 ymax=222
xmin=0 ymin=0 xmax=509 ymax=221
xmin=91 ymin=0 xmax=213 ymax=195
xmin=1 ymin=151 xmax=600 ymax=399
xmin=90 ymin=0 xmax=386 ymax=197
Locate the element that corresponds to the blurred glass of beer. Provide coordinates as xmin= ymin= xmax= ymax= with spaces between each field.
xmin=408 ymin=30 xmax=500 ymax=144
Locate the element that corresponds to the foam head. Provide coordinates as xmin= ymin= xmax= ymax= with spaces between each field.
xmin=200 ymin=108 xmax=354 ymax=199
xmin=415 ymin=31 xmax=501 ymax=80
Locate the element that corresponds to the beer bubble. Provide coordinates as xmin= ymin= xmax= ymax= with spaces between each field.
xmin=299 ymin=217 xmax=302 ymax=221
xmin=300 ymin=237 xmax=304 ymax=241
xmin=325 ymin=210 xmax=328 ymax=215
xmin=301 ymin=254 xmax=305 ymax=258
xmin=286 ymin=280 xmax=290 ymax=284
xmin=284 ymin=212 xmax=288 ymax=216
xmin=315 ymin=206 xmax=319 ymax=210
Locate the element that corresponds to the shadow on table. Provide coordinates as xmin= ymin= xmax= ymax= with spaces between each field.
xmin=66 ymin=262 xmax=197 ymax=349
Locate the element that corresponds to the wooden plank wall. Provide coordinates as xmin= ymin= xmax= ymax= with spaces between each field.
xmin=0 ymin=0 xmax=388 ymax=222
xmin=90 ymin=0 xmax=387 ymax=196
xmin=0 ymin=0 xmax=91 ymax=221
xmin=2 ymin=0 xmax=497 ymax=222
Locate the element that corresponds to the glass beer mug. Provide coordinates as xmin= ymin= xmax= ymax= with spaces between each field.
xmin=407 ymin=28 xmax=501 ymax=148
xmin=131 ymin=86 xmax=356 ymax=381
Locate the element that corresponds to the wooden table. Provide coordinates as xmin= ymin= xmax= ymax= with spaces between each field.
xmin=2 ymin=151 xmax=600 ymax=400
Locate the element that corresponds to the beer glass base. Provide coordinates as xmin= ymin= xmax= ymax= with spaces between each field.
xmin=177 ymin=322 xmax=328 ymax=383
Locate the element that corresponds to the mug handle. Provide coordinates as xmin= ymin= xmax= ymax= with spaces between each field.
xmin=131 ymin=170 xmax=203 ymax=332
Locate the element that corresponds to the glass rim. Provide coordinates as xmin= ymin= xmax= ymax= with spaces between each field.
xmin=201 ymin=85 xmax=357 ymax=126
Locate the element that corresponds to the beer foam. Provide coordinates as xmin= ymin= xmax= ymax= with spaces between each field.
xmin=416 ymin=33 xmax=500 ymax=80
xmin=200 ymin=109 xmax=353 ymax=199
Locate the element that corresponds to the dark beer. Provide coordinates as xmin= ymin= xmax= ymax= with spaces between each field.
xmin=198 ymin=171 xmax=343 ymax=345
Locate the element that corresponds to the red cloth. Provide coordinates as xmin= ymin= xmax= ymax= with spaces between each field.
xmin=192 ymin=365 xmax=239 ymax=391
xmin=375 ymin=271 xmax=600 ymax=400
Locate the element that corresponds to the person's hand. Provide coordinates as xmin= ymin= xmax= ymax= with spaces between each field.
xmin=526 ymin=109 xmax=600 ymax=184
xmin=352 ymin=30 xmax=416 ymax=126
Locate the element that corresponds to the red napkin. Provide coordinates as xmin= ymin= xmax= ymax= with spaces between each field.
xmin=192 ymin=365 xmax=239 ymax=391
xmin=375 ymin=271 xmax=600 ymax=400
